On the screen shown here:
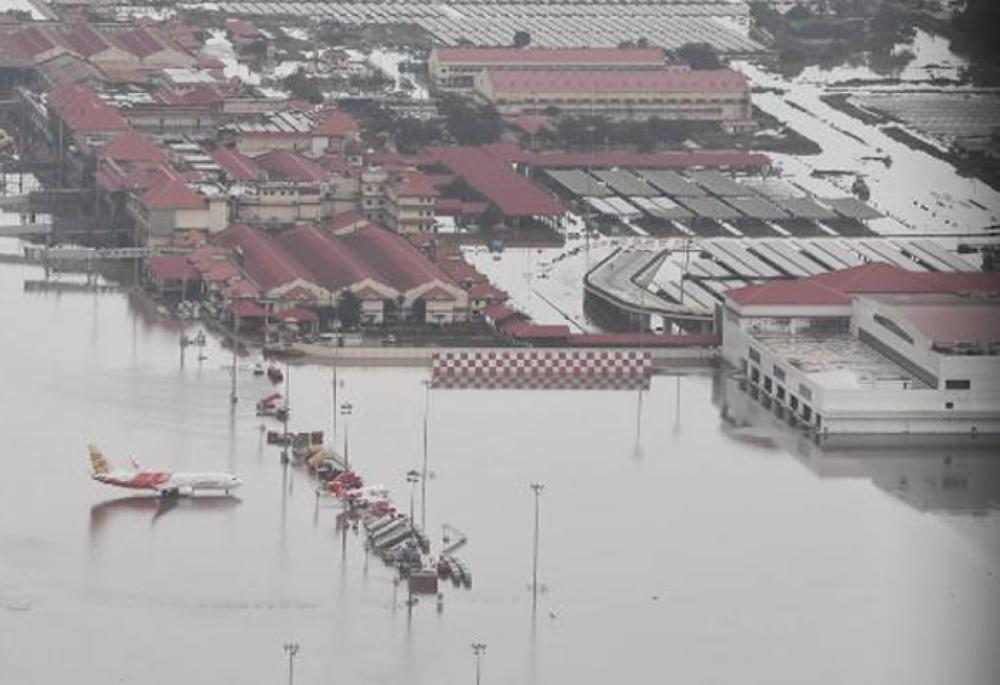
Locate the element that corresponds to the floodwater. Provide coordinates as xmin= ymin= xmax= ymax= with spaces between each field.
xmin=1 ymin=242 xmax=998 ymax=684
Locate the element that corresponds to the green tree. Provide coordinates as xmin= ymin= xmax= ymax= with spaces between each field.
xmin=676 ymin=42 xmax=721 ymax=70
xmin=513 ymin=30 xmax=531 ymax=48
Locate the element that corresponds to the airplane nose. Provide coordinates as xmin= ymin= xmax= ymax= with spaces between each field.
xmin=232 ymin=477 xmax=244 ymax=488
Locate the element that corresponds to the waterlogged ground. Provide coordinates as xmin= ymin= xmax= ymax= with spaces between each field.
xmin=0 ymin=247 xmax=997 ymax=684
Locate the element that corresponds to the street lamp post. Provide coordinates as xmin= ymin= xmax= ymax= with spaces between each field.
xmin=283 ymin=643 xmax=300 ymax=685
xmin=471 ymin=642 xmax=487 ymax=685
xmin=421 ymin=378 xmax=431 ymax=530
xmin=340 ymin=401 xmax=354 ymax=471
xmin=406 ymin=469 xmax=420 ymax=522
xmin=529 ymin=482 xmax=545 ymax=606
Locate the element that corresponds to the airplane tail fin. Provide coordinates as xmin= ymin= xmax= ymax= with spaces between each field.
xmin=88 ymin=443 xmax=111 ymax=476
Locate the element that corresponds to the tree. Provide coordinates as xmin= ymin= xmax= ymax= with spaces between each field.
xmin=513 ymin=30 xmax=531 ymax=48
xmin=440 ymin=95 xmax=502 ymax=146
xmin=676 ymin=42 xmax=721 ymax=70
xmin=338 ymin=289 xmax=362 ymax=328
xmin=282 ymin=68 xmax=323 ymax=104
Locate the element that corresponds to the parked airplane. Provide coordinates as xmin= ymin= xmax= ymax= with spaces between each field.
xmin=88 ymin=444 xmax=242 ymax=497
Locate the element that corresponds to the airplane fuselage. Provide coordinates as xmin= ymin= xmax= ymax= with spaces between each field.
xmin=93 ymin=470 xmax=242 ymax=496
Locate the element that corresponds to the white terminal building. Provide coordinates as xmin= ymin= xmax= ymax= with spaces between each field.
xmin=720 ymin=263 xmax=1000 ymax=435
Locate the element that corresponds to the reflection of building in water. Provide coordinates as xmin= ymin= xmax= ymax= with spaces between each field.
xmin=713 ymin=371 xmax=1000 ymax=514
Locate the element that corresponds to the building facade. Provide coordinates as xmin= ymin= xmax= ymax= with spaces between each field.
xmin=720 ymin=264 xmax=1000 ymax=435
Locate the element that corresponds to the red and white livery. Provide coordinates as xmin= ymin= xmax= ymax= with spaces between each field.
xmin=88 ymin=444 xmax=242 ymax=498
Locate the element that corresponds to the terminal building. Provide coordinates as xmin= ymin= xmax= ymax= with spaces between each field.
xmin=474 ymin=67 xmax=751 ymax=124
xmin=720 ymin=263 xmax=1000 ymax=436
xmin=428 ymin=47 xmax=670 ymax=93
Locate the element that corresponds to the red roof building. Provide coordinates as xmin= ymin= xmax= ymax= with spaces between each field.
xmin=95 ymin=129 xmax=165 ymax=165
xmin=205 ymin=146 xmax=262 ymax=182
xmin=477 ymin=67 xmax=751 ymax=124
xmin=429 ymin=146 xmax=564 ymax=219
xmin=255 ymin=149 xmax=330 ymax=183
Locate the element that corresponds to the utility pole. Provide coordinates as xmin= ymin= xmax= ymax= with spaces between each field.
xmin=471 ymin=642 xmax=487 ymax=685
xmin=283 ymin=643 xmax=300 ymax=685
xmin=529 ymin=482 xmax=545 ymax=607
xmin=421 ymin=378 xmax=431 ymax=530
xmin=331 ymin=366 xmax=339 ymax=443
xmin=281 ymin=363 xmax=291 ymax=464
xmin=406 ymin=469 xmax=420 ymax=523
xmin=230 ymin=311 xmax=240 ymax=405
xmin=340 ymin=401 xmax=354 ymax=471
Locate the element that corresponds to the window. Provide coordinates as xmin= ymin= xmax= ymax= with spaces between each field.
xmin=945 ymin=401 xmax=954 ymax=410
xmin=773 ymin=365 xmax=785 ymax=381
xmin=873 ymin=314 xmax=914 ymax=345
xmin=789 ymin=395 xmax=799 ymax=410
xmin=776 ymin=385 xmax=785 ymax=401
xmin=750 ymin=367 xmax=760 ymax=384
xmin=798 ymin=384 xmax=812 ymax=401
xmin=945 ymin=379 xmax=971 ymax=390
xmin=763 ymin=376 xmax=772 ymax=393
xmin=748 ymin=347 xmax=760 ymax=363
xmin=801 ymin=405 xmax=812 ymax=422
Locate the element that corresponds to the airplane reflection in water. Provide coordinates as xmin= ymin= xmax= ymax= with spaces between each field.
xmin=713 ymin=372 xmax=1000 ymax=515
xmin=89 ymin=494 xmax=242 ymax=537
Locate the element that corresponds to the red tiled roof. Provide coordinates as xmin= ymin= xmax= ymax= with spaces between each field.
xmin=393 ymin=170 xmax=437 ymax=197
xmin=206 ymin=146 xmax=262 ymax=182
xmin=482 ymin=303 xmax=524 ymax=324
xmin=313 ymin=108 xmax=359 ymax=136
xmin=187 ymin=244 xmax=230 ymax=268
xmin=325 ymin=210 xmax=368 ymax=233
xmin=223 ymin=280 xmax=260 ymax=299
xmin=468 ymin=282 xmax=508 ymax=301
xmin=278 ymin=225 xmax=384 ymax=292
xmin=139 ymin=169 xmax=205 ymax=210
xmin=483 ymin=68 xmax=748 ymax=95
xmin=201 ymin=262 xmax=241 ymax=283
xmin=725 ymin=263 xmax=999 ymax=307
xmin=339 ymin=223 xmax=456 ymax=291
xmin=60 ymin=24 xmax=113 ymax=58
xmin=216 ymin=223 xmax=319 ymax=292
xmin=148 ymin=254 xmax=200 ymax=281
xmin=435 ymin=47 xmax=665 ymax=65
xmin=255 ymin=149 xmax=329 ymax=183
xmin=429 ymin=146 xmax=564 ymax=217
xmin=49 ymin=84 xmax=129 ymax=133
xmin=96 ymin=129 xmax=165 ymax=164
xmin=14 ymin=27 xmax=59 ymax=57
xmin=114 ymin=26 xmax=169 ymax=59
xmin=231 ymin=299 xmax=267 ymax=318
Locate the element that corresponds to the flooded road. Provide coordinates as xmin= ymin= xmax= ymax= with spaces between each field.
xmin=0 ymin=245 xmax=998 ymax=684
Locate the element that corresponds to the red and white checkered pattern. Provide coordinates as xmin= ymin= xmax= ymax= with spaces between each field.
xmin=431 ymin=350 xmax=652 ymax=390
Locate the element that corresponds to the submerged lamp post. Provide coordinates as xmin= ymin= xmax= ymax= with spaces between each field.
xmin=529 ymin=482 xmax=545 ymax=606
xmin=283 ymin=642 xmax=300 ymax=685
xmin=471 ymin=642 xmax=487 ymax=685
xmin=406 ymin=469 xmax=421 ymax=522
xmin=340 ymin=401 xmax=354 ymax=470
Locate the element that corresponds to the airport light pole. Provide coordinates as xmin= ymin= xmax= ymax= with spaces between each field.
xmin=340 ymin=401 xmax=354 ymax=471
xmin=529 ymin=482 xmax=545 ymax=606
xmin=406 ymin=469 xmax=420 ymax=523
xmin=421 ymin=378 xmax=431 ymax=530
xmin=471 ymin=642 xmax=487 ymax=685
xmin=283 ymin=642 xmax=300 ymax=685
